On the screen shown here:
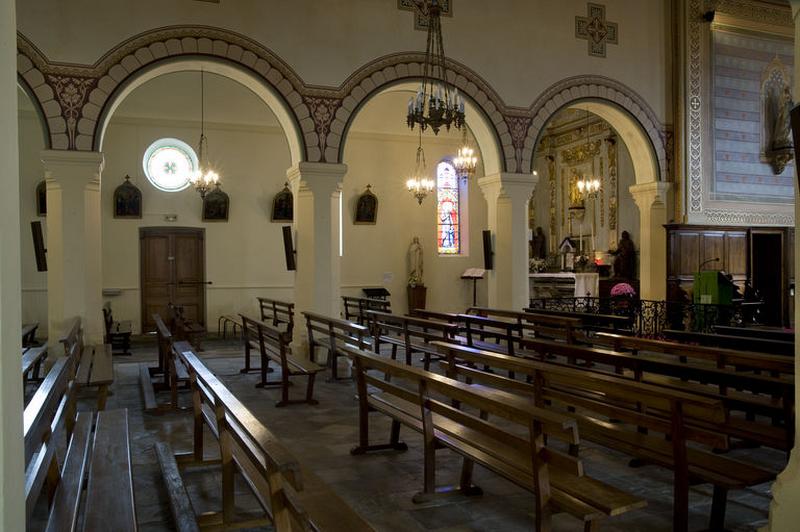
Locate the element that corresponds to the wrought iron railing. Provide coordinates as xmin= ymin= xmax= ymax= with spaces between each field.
xmin=526 ymin=297 xmax=755 ymax=337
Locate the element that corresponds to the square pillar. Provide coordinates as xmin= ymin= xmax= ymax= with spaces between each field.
xmin=630 ymin=181 xmax=670 ymax=302
xmin=287 ymin=162 xmax=345 ymax=356
xmin=41 ymin=150 xmax=104 ymax=345
xmin=0 ymin=0 xmax=25 ymax=527
xmin=479 ymin=173 xmax=538 ymax=310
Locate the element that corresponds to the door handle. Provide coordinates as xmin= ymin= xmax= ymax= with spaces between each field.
xmin=178 ymin=281 xmax=213 ymax=285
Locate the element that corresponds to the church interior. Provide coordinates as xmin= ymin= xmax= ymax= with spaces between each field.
xmin=3 ymin=1 xmax=800 ymax=530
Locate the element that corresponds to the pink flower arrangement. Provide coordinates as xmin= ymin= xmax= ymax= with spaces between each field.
xmin=610 ymin=282 xmax=636 ymax=298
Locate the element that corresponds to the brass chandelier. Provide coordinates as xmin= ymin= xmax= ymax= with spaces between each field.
xmin=190 ymin=69 xmax=221 ymax=199
xmin=406 ymin=131 xmax=434 ymax=204
xmin=406 ymin=0 xmax=465 ymax=135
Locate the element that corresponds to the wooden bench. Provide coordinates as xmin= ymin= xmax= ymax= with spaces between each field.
xmin=409 ymin=308 xmax=462 ymax=324
xmin=434 ymin=341 xmax=776 ymax=532
xmin=519 ymin=337 xmax=795 ymax=452
xmin=217 ymin=313 xmax=243 ymax=339
xmin=158 ymin=341 xmax=373 ymax=531
xmin=258 ymin=296 xmax=295 ymax=337
xmin=168 ymin=303 xmax=206 ymax=350
xmin=241 ymin=315 xmax=323 ymax=406
xmin=24 ymin=355 xmax=136 ymax=531
xmin=303 ymin=311 xmax=372 ymax=380
xmin=344 ymin=345 xmax=645 ymax=531
xmin=664 ymin=328 xmax=794 ymax=356
xmin=368 ymin=310 xmax=459 ymax=370
xmin=342 ymin=295 xmax=391 ymax=325
xmin=140 ymin=313 xmax=190 ymax=413
xmin=468 ymin=307 xmax=581 ymax=343
xmin=22 ymin=321 xmax=39 ymax=348
xmin=458 ymin=312 xmax=523 ymax=356
xmin=713 ymin=325 xmax=794 ymax=343
xmin=587 ymin=331 xmax=794 ymax=379
xmin=59 ymin=316 xmax=114 ymax=410
xmin=22 ymin=345 xmax=48 ymax=391
xmin=524 ymin=306 xmax=634 ymax=333
xmin=103 ymin=302 xmax=132 ymax=355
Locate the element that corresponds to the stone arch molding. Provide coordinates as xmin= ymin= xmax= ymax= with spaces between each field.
xmin=523 ymin=75 xmax=669 ymax=183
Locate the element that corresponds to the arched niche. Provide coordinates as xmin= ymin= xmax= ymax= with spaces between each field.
xmin=94 ymin=57 xmax=305 ymax=166
xmin=339 ymin=80 xmax=505 ymax=177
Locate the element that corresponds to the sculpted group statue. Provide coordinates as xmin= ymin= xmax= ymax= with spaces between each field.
xmin=611 ymin=230 xmax=636 ymax=280
xmin=408 ymin=236 xmax=424 ymax=287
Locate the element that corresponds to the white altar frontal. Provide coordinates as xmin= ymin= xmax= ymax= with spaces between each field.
xmin=529 ymin=272 xmax=600 ymax=300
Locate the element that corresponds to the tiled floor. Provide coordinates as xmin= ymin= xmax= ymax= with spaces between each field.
xmin=93 ymin=338 xmax=781 ymax=531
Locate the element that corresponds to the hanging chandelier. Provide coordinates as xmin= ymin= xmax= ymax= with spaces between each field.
xmin=577 ymin=107 xmax=601 ymax=198
xmin=190 ymin=69 xmax=221 ymax=199
xmin=453 ymin=125 xmax=478 ymax=178
xmin=406 ymin=133 xmax=434 ymax=204
xmin=406 ymin=0 xmax=465 ymax=135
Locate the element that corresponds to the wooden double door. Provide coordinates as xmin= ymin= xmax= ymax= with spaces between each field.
xmin=140 ymin=227 xmax=207 ymax=333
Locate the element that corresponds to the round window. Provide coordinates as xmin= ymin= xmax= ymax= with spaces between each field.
xmin=142 ymin=138 xmax=198 ymax=192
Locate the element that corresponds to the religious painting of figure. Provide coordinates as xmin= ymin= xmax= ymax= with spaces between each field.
xmin=354 ymin=184 xmax=378 ymax=225
xmin=202 ymin=184 xmax=230 ymax=222
xmin=35 ymin=180 xmax=47 ymax=217
xmin=271 ymin=182 xmax=293 ymax=222
xmin=113 ymin=175 xmax=142 ymax=219
xmin=568 ymin=168 xmax=585 ymax=209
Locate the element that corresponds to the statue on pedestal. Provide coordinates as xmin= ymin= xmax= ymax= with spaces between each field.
xmin=408 ymin=236 xmax=424 ymax=287
xmin=531 ymin=226 xmax=547 ymax=259
xmin=611 ymin=230 xmax=636 ymax=280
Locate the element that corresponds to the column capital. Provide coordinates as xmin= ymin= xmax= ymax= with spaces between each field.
xmin=629 ymin=181 xmax=671 ymax=209
xmin=287 ymin=162 xmax=347 ymax=196
xmin=478 ymin=172 xmax=538 ymax=202
xmin=40 ymin=150 xmax=104 ymax=171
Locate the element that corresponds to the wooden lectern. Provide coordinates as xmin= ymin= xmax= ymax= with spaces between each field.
xmin=693 ymin=271 xmax=733 ymax=306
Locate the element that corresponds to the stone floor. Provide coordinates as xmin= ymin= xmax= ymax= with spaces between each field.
xmin=88 ymin=337 xmax=782 ymax=531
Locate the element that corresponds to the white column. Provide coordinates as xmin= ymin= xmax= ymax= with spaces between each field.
xmin=0 ymin=0 xmax=24 ymax=528
xmin=287 ymin=162 xmax=345 ymax=355
xmin=764 ymin=3 xmax=800 ymax=529
xmin=41 ymin=151 xmax=104 ymax=346
xmin=479 ymin=172 xmax=537 ymax=310
xmin=629 ymin=181 xmax=670 ymax=302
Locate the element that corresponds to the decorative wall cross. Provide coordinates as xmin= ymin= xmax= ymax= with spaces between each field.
xmin=575 ymin=3 xmax=618 ymax=58
xmin=398 ymin=0 xmax=452 ymax=31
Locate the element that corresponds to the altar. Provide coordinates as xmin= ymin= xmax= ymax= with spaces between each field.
xmin=529 ymin=272 xmax=600 ymax=300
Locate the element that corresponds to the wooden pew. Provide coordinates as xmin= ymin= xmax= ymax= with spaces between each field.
xmin=58 ymin=317 xmax=115 ymax=410
xmin=241 ymin=315 xmax=323 ymax=406
xmin=344 ymin=345 xmax=645 ymax=531
xmin=22 ymin=345 xmax=48 ymax=391
xmin=140 ymin=313 xmax=190 ymax=413
xmin=167 ymin=303 xmax=206 ymax=349
xmin=409 ymin=308 xmax=461 ymax=324
xmin=713 ymin=325 xmax=794 ymax=343
xmin=458 ymin=313 xmax=523 ymax=356
xmin=587 ymin=332 xmax=794 ymax=379
xmin=103 ymin=302 xmax=132 ymax=355
xmin=368 ymin=310 xmax=459 ymax=370
xmin=24 ymin=356 xmax=136 ymax=531
xmin=519 ymin=337 xmax=794 ymax=452
xmin=523 ymin=306 xmax=634 ymax=333
xmin=664 ymin=329 xmax=794 ymax=356
xmin=257 ymin=296 xmax=295 ymax=337
xmin=342 ymin=296 xmax=390 ymax=325
xmin=467 ymin=307 xmax=581 ymax=343
xmin=303 ymin=311 xmax=372 ymax=380
xmin=160 ymin=341 xmax=373 ymax=531
xmin=22 ymin=321 xmax=39 ymax=348
xmin=434 ymin=341 xmax=776 ymax=532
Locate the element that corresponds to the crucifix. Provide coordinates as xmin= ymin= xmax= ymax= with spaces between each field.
xmin=575 ymin=3 xmax=618 ymax=58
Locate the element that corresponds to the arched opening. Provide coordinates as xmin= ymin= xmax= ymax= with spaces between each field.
xmin=339 ymin=84 xmax=503 ymax=312
xmin=98 ymin=69 xmax=295 ymax=332
xmin=94 ymin=57 xmax=305 ymax=166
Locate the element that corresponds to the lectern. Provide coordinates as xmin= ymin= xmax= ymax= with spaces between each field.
xmin=693 ymin=271 xmax=733 ymax=305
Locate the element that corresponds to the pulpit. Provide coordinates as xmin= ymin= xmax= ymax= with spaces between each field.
xmin=693 ymin=271 xmax=733 ymax=305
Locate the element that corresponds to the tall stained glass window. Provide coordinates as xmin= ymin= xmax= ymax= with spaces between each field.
xmin=436 ymin=160 xmax=461 ymax=254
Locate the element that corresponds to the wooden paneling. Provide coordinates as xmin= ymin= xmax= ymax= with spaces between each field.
xmin=725 ymin=232 xmax=747 ymax=277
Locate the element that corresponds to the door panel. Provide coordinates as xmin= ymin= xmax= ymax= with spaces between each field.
xmin=140 ymin=228 xmax=206 ymax=332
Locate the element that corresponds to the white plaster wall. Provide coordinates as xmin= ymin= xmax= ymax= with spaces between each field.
xmin=17 ymin=92 xmax=47 ymax=330
xmin=16 ymin=0 xmax=672 ymax=122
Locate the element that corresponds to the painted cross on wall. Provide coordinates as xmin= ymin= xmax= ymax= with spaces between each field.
xmin=398 ymin=0 xmax=452 ymax=31
xmin=576 ymin=3 xmax=618 ymax=58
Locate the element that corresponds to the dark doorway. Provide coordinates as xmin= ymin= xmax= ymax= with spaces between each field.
xmin=140 ymin=227 xmax=206 ymax=333
xmin=750 ymin=230 xmax=784 ymax=326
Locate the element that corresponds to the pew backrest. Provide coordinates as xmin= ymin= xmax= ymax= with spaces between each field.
xmin=58 ymin=317 xmax=83 ymax=358
xmin=303 ymin=310 xmax=372 ymax=351
xmin=342 ymin=296 xmax=391 ymax=325
xmin=257 ymin=297 xmax=295 ymax=339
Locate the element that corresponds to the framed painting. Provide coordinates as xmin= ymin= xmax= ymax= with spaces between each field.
xmin=354 ymin=184 xmax=378 ymax=225
xmin=202 ymin=185 xmax=230 ymax=222
xmin=271 ymin=182 xmax=293 ymax=222
xmin=113 ymin=175 xmax=142 ymax=219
